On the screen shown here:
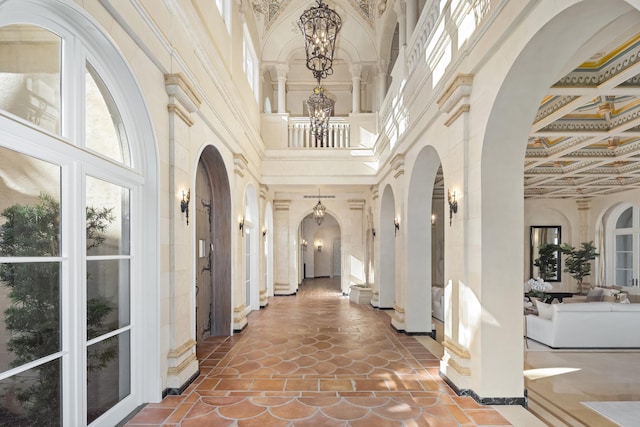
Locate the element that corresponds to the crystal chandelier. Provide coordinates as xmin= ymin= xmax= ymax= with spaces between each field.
xmin=313 ymin=191 xmax=326 ymax=225
xmin=306 ymin=84 xmax=334 ymax=142
xmin=298 ymin=0 xmax=342 ymax=80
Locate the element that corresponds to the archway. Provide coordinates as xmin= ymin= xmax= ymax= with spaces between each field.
xmin=379 ymin=185 xmax=396 ymax=308
xmin=299 ymin=212 xmax=341 ymax=280
xmin=479 ymin=0 xmax=636 ymax=399
xmin=406 ymin=146 xmax=443 ymax=333
xmin=195 ymin=146 xmax=232 ymax=339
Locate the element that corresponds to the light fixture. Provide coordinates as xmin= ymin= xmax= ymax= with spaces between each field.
xmin=239 ymin=216 xmax=245 ymax=235
xmin=313 ymin=190 xmax=326 ymax=225
xmin=371 ymin=228 xmax=376 ymax=237
xmin=301 ymin=239 xmax=308 ymax=249
xmin=180 ymin=189 xmax=190 ymax=225
xmin=307 ymin=83 xmax=334 ymax=142
xmin=317 ymin=240 xmax=323 ymax=252
xmin=262 ymin=227 xmax=268 ymax=237
xmin=298 ymin=0 xmax=342 ymax=81
xmin=431 ymin=214 xmax=436 ymax=226
xmin=394 ymin=217 xmax=400 ymax=236
xmin=448 ymin=190 xmax=458 ymax=226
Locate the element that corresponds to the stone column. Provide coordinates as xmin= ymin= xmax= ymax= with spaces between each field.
xmin=259 ymin=184 xmax=269 ymax=307
xmin=275 ymin=63 xmax=289 ymax=114
xmin=405 ymin=0 xmax=418 ymax=41
xmin=164 ymin=73 xmax=202 ymax=393
xmin=348 ymin=200 xmax=366 ymax=291
xmin=350 ymin=64 xmax=362 ymax=114
xmin=394 ymin=0 xmax=407 ymax=47
xmin=577 ymin=198 xmax=592 ymax=293
xmin=377 ymin=60 xmax=389 ymax=110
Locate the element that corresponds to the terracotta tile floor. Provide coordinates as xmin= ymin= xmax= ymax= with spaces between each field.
xmin=125 ymin=278 xmax=511 ymax=426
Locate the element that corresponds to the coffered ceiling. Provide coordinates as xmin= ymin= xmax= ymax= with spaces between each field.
xmin=526 ymin=33 xmax=640 ymax=199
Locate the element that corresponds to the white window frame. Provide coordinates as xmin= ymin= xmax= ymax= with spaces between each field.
xmin=606 ymin=204 xmax=640 ymax=287
xmin=243 ymin=25 xmax=259 ymax=102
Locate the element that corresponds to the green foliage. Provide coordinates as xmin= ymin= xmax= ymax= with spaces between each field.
xmin=560 ymin=241 xmax=599 ymax=286
xmin=533 ymin=243 xmax=560 ymax=281
xmin=0 ymin=193 xmax=116 ymax=425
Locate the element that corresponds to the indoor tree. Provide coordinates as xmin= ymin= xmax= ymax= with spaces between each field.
xmin=533 ymin=242 xmax=561 ymax=282
xmin=560 ymin=241 xmax=599 ymax=294
xmin=0 ymin=193 xmax=116 ymax=425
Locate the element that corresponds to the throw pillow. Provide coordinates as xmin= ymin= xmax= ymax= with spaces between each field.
xmin=535 ymin=300 xmax=553 ymax=320
xmin=586 ymin=287 xmax=604 ymax=302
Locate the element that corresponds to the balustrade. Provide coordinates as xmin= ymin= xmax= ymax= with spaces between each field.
xmin=288 ymin=117 xmax=350 ymax=148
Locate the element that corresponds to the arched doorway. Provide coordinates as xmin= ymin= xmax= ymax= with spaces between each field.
xmin=406 ymin=147 xmax=443 ymax=334
xmin=378 ymin=185 xmax=396 ymax=309
xmin=299 ymin=212 xmax=341 ymax=280
xmin=195 ymin=146 xmax=231 ymax=339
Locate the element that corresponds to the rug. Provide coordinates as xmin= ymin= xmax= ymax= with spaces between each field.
xmin=581 ymin=401 xmax=640 ymax=426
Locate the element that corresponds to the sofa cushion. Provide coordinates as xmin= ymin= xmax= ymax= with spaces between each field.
xmin=586 ymin=288 xmax=604 ymax=301
xmin=553 ymin=302 xmax=613 ymax=312
xmin=611 ymin=303 xmax=640 ymax=312
xmin=535 ymin=300 xmax=553 ymax=319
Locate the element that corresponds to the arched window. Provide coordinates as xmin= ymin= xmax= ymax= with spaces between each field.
xmin=614 ymin=206 xmax=640 ymax=287
xmin=0 ymin=2 xmax=157 ymax=425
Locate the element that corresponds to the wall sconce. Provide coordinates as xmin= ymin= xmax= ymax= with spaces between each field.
xmin=301 ymin=239 xmax=308 ymax=250
xmin=448 ymin=190 xmax=458 ymax=226
xmin=431 ymin=214 xmax=436 ymax=226
xmin=238 ymin=216 xmax=245 ymax=236
xmin=371 ymin=228 xmax=376 ymax=238
xmin=262 ymin=227 xmax=267 ymax=237
xmin=316 ymin=240 xmax=323 ymax=252
xmin=394 ymin=217 xmax=400 ymax=236
xmin=180 ymin=189 xmax=190 ymax=225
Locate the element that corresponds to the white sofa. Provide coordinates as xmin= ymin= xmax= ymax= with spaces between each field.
xmin=526 ymin=302 xmax=640 ymax=348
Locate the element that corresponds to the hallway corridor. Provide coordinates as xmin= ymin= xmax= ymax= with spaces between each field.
xmin=124 ymin=278 xmax=512 ymax=426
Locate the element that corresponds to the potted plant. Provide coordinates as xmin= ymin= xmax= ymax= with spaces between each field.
xmin=533 ymin=242 xmax=560 ymax=282
xmin=559 ymin=241 xmax=599 ymax=294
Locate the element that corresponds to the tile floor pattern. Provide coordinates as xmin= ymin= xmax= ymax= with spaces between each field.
xmin=125 ymin=278 xmax=511 ymax=426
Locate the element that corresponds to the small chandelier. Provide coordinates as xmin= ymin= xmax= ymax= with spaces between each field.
xmin=313 ymin=191 xmax=326 ymax=225
xmin=307 ymin=84 xmax=334 ymax=141
xmin=298 ymin=0 xmax=342 ymax=80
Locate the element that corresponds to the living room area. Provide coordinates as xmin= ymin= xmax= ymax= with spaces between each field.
xmin=521 ymin=199 xmax=640 ymax=425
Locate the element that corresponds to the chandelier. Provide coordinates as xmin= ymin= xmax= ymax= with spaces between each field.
xmin=298 ymin=0 xmax=342 ymax=80
xmin=306 ymin=84 xmax=334 ymax=142
xmin=313 ymin=191 xmax=326 ymax=225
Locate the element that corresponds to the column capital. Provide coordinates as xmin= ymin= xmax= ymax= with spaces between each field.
xmin=393 ymin=0 xmax=406 ymax=16
xmin=378 ymin=60 xmax=389 ymax=74
xmin=350 ymin=63 xmax=362 ymax=78
xmin=275 ymin=63 xmax=289 ymax=79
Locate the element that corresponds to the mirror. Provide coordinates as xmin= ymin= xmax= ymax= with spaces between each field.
xmin=530 ymin=226 xmax=561 ymax=282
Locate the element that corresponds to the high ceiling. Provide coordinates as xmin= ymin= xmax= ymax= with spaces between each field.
xmin=526 ymin=33 xmax=640 ymax=199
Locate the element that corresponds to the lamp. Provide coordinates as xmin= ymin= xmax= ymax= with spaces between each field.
xmin=448 ymin=190 xmax=458 ymax=226
xmin=239 ymin=216 xmax=245 ymax=235
xmin=298 ymin=0 xmax=342 ymax=80
xmin=306 ymin=83 xmax=334 ymax=142
xmin=301 ymin=239 xmax=308 ymax=249
xmin=431 ymin=214 xmax=436 ymax=226
xmin=180 ymin=189 xmax=190 ymax=225
xmin=394 ymin=217 xmax=400 ymax=236
xmin=262 ymin=227 xmax=267 ymax=237
xmin=317 ymin=240 xmax=323 ymax=252
xmin=313 ymin=190 xmax=326 ymax=225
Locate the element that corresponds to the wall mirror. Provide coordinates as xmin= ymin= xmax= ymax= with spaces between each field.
xmin=530 ymin=225 xmax=561 ymax=282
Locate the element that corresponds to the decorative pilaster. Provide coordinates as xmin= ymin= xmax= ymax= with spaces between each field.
xmin=377 ymin=60 xmax=389 ymax=110
xmin=260 ymin=184 xmax=269 ymax=307
xmin=164 ymin=73 xmax=201 ymax=395
xmin=274 ymin=200 xmax=294 ymax=295
xmin=348 ymin=200 xmax=366 ymax=291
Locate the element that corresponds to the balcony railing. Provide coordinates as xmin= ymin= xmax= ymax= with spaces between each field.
xmin=288 ymin=117 xmax=350 ymax=148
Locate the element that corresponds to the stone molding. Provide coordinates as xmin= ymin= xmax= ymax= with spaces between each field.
xmin=437 ymin=74 xmax=473 ymax=114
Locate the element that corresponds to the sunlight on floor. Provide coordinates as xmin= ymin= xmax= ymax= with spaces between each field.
xmin=524 ymin=367 xmax=581 ymax=380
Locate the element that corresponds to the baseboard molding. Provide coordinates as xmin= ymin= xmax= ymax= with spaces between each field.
xmin=441 ymin=372 xmax=527 ymax=407
xmin=162 ymin=369 xmax=200 ymax=398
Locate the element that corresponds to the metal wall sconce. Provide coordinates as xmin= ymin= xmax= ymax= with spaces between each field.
xmin=262 ymin=227 xmax=267 ymax=237
xmin=316 ymin=240 xmax=322 ymax=252
xmin=301 ymin=239 xmax=308 ymax=250
xmin=180 ymin=189 xmax=190 ymax=225
xmin=448 ymin=190 xmax=458 ymax=226
xmin=394 ymin=217 xmax=400 ymax=236
xmin=431 ymin=214 xmax=436 ymax=226
xmin=371 ymin=228 xmax=376 ymax=238
xmin=239 ymin=216 xmax=245 ymax=236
